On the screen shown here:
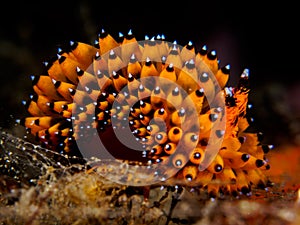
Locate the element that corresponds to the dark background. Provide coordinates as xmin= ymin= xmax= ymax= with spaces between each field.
xmin=0 ymin=1 xmax=299 ymax=147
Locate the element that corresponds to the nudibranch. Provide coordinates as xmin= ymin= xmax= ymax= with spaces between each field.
xmin=19 ymin=29 xmax=273 ymax=198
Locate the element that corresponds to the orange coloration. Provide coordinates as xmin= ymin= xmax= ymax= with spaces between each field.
xmin=19 ymin=29 xmax=273 ymax=198
xmin=265 ymin=145 xmax=300 ymax=191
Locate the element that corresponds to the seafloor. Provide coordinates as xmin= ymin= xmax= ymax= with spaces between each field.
xmin=0 ymin=129 xmax=300 ymax=225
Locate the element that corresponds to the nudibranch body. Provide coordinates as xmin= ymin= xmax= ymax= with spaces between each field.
xmin=19 ymin=29 xmax=272 ymax=197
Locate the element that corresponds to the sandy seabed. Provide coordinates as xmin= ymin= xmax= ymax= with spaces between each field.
xmin=1 ymin=130 xmax=300 ymax=225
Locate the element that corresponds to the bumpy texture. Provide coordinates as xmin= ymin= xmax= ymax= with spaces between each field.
xmin=19 ymin=29 xmax=272 ymax=197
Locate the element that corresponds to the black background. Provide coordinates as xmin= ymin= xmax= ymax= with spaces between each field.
xmin=0 ymin=1 xmax=299 ymax=146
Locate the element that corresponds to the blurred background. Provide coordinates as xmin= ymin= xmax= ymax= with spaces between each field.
xmin=0 ymin=0 xmax=299 ymax=149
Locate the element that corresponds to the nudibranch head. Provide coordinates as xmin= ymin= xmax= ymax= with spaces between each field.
xmin=19 ymin=29 xmax=273 ymax=197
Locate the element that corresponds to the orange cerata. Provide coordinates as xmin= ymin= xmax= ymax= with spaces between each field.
xmin=18 ymin=28 xmax=273 ymax=198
